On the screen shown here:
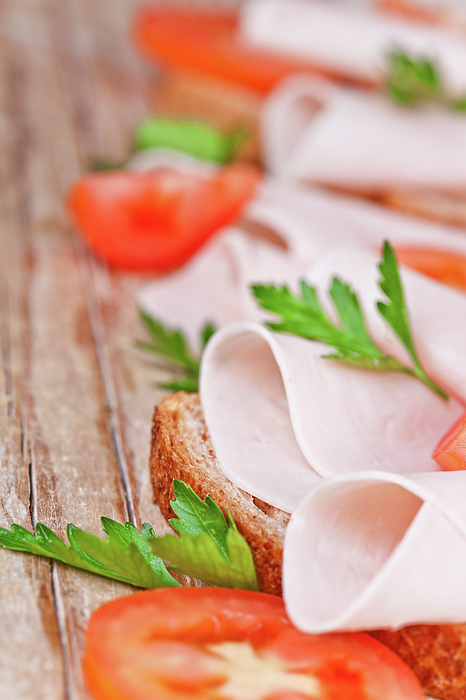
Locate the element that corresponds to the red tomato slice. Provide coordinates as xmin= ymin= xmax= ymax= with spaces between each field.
xmin=83 ymin=587 xmax=425 ymax=700
xmin=433 ymin=409 xmax=466 ymax=471
xmin=394 ymin=247 xmax=466 ymax=293
xmin=132 ymin=6 xmax=374 ymax=95
xmin=67 ymin=164 xmax=260 ymax=272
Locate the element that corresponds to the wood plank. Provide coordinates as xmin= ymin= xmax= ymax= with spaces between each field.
xmin=0 ymin=0 xmax=160 ymax=696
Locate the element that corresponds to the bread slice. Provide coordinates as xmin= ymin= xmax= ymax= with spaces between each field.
xmin=150 ymin=390 xmax=466 ymax=700
xmin=150 ymin=391 xmax=289 ymax=596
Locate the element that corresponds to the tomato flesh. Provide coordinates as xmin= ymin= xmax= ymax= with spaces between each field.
xmin=83 ymin=587 xmax=424 ymax=700
xmin=433 ymin=409 xmax=466 ymax=470
xmin=132 ymin=6 xmax=373 ymax=95
xmin=395 ymin=247 xmax=466 ymax=292
xmin=67 ymin=164 xmax=260 ymax=271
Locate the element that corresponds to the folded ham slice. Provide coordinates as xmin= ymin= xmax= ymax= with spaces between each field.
xmin=241 ymin=0 xmax=466 ymax=94
xmin=262 ymin=75 xmax=466 ymax=191
xmin=283 ymin=470 xmax=466 ymax=631
xmin=200 ymin=314 xmax=463 ymax=512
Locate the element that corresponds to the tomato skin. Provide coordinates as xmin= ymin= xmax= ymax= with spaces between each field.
xmin=83 ymin=587 xmax=425 ymax=700
xmin=67 ymin=164 xmax=260 ymax=272
xmin=433 ymin=409 xmax=466 ymax=470
xmin=395 ymin=247 xmax=466 ymax=293
xmin=132 ymin=6 xmax=373 ymax=95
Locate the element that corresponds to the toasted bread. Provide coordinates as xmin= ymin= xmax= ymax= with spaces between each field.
xmin=150 ymin=391 xmax=289 ymax=596
xmin=150 ymin=390 xmax=466 ymax=700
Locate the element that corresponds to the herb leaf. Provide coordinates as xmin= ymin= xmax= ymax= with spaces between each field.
xmin=169 ymin=480 xmax=231 ymax=560
xmin=150 ymin=480 xmax=259 ymax=590
xmin=252 ymin=242 xmax=447 ymax=397
xmin=387 ymin=50 xmax=441 ymax=106
xmin=386 ymin=49 xmax=466 ymax=112
xmin=0 ymin=520 xmax=179 ymax=588
xmin=377 ymin=242 xmax=447 ymax=399
xmin=150 ymin=529 xmax=259 ymax=590
xmin=137 ymin=311 xmax=216 ymax=393
xmin=0 ymin=481 xmax=260 ymax=591
xmin=135 ymin=119 xmax=242 ymax=163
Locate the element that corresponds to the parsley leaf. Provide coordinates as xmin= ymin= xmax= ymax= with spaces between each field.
xmin=387 ymin=50 xmax=441 ymax=106
xmin=0 ymin=519 xmax=179 ymax=588
xmin=137 ymin=311 xmax=216 ymax=393
xmin=252 ymin=242 xmax=447 ymax=398
xmin=135 ymin=119 xmax=243 ymax=163
xmin=0 ymin=481 xmax=259 ymax=591
xmin=377 ymin=241 xmax=447 ymax=399
xmin=150 ymin=481 xmax=259 ymax=591
xmin=386 ymin=49 xmax=466 ymax=112
xmin=169 ymin=479 xmax=232 ymax=560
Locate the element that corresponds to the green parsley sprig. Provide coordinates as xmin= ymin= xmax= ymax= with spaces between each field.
xmin=136 ymin=310 xmax=215 ymax=393
xmin=252 ymin=241 xmax=447 ymax=400
xmin=0 ymin=480 xmax=258 ymax=591
xmin=151 ymin=480 xmax=259 ymax=590
xmin=387 ymin=49 xmax=466 ymax=111
xmin=0 ymin=519 xmax=178 ymax=588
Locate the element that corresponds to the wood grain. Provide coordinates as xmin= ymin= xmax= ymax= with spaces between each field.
xmin=0 ymin=0 xmax=172 ymax=697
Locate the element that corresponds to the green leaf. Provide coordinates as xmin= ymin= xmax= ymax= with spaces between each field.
xmin=377 ymin=241 xmax=448 ymax=399
xmin=159 ymin=376 xmax=200 ymax=393
xmin=201 ymin=321 xmax=216 ymax=349
xmin=252 ymin=242 xmax=447 ymax=398
xmin=252 ymin=280 xmax=383 ymax=359
xmin=150 ymin=479 xmax=259 ymax=590
xmin=386 ymin=49 xmax=442 ymax=106
xmin=134 ymin=119 xmax=242 ymax=163
xmin=150 ymin=529 xmax=259 ymax=591
xmin=0 ymin=519 xmax=179 ymax=589
xmin=138 ymin=311 xmax=200 ymax=374
xmin=137 ymin=311 xmax=217 ymax=394
xmin=453 ymin=96 xmax=466 ymax=112
xmin=169 ymin=480 xmax=230 ymax=559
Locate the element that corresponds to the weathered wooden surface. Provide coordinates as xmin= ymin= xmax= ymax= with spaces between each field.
xmin=0 ymin=0 xmax=172 ymax=697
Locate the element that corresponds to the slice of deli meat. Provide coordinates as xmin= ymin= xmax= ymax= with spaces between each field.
xmin=241 ymin=0 xmax=466 ymax=94
xmin=283 ymin=470 xmax=466 ymax=632
xmin=137 ymin=180 xmax=466 ymax=342
xmin=261 ymin=75 xmax=466 ymax=191
xmin=307 ymin=245 xmax=466 ymax=403
xmin=200 ymin=322 xmax=463 ymax=512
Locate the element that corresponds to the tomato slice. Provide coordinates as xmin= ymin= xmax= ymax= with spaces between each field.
xmin=67 ymin=164 xmax=260 ymax=271
xmin=132 ymin=6 xmax=373 ymax=95
xmin=394 ymin=247 xmax=466 ymax=293
xmin=83 ymin=587 xmax=424 ymax=700
xmin=433 ymin=409 xmax=466 ymax=470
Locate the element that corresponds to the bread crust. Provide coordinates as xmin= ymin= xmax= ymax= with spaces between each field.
xmin=371 ymin=626 xmax=466 ymax=700
xmin=150 ymin=390 xmax=466 ymax=700
xmin=150 ymin=391 xmax=289 ymax=596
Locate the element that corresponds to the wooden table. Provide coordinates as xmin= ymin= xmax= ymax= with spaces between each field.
xmin=0 ymin=1 xmax=173 ymax=696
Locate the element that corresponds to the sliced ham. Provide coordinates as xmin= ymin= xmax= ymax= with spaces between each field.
xmin=200 ymin=320 xmax=463 ymax=512
xmin=261 ymin=74 xmax=466 ymax=191
xmin=283 ymin=470 xmax=466 ymax=631
xmin=241 ymin=0 xmax=466 ymax=94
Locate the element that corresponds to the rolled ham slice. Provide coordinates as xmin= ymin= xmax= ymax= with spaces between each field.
xmin=283 ymin=470 xmax=466 ymax=631
xmin=262 ymin=74 xmax=466 ymax=191
xmin=200 ymin=321 xmax=463 ymax=512
xmin=241 ymin=0 xmax=466 ymax=94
